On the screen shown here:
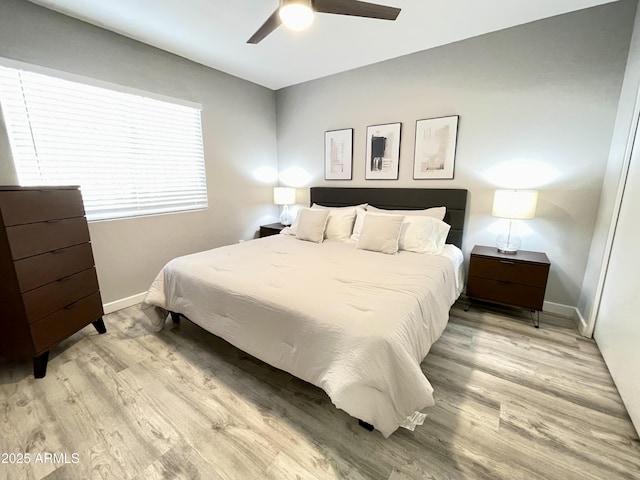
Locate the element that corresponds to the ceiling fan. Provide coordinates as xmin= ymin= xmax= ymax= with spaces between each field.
xmin=247 ymin=0 xmax=401 ymax=44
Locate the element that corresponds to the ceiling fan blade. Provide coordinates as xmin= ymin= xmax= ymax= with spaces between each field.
xmin=247 ymin=8 xmax=282 ymax=44
xmin=313 ymin=0 xmax=400 ymax=20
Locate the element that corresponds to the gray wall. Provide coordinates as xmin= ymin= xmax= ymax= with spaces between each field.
xmin=0 ymin=0 xmax=635 ymax=312
xmin=0 ymin=0 xmax=279 ymax=305
xmin=275 ymin=1 xmax=636 ymax=309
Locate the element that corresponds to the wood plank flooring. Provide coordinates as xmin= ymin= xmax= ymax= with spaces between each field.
xmin=1 ymin=302 xmax=638 ymax=480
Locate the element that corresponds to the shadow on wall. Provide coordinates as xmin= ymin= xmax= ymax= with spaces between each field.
xmin=482 ymin=159 xmax=560 ymax=189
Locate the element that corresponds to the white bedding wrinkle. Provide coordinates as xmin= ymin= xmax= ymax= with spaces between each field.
xmin=141 ymin=235 xmax=463 ymax=437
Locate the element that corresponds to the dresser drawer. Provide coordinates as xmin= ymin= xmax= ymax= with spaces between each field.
xmin=22 ymin=268 xmax=100 ymax=323
xmin=6 ymin=216 xmax=90 ymax=260
xmin=0 ymin=189 xmax=85 ymax=226
xmin=15 ymin=243 xmax=96 ymax=292
xmin=467 ymin=277 xmax=545 ymax=311
xmin=29 ymin=291 xmax=103 ymax=353
xmin=468 ymin=256 xmax=549 ymax=288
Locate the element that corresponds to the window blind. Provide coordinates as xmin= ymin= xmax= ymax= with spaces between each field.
xmin=0 ymin=65 xmax=207 ymax=221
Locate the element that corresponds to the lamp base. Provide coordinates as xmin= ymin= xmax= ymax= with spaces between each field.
xmin=496 ymin=221 xmax=521 ymax=255
xmin=279 ymin=205 xmax=292 ymax=226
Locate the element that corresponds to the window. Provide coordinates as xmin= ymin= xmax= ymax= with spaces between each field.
xmin=0 ymin=64 xmax=207 ymax=221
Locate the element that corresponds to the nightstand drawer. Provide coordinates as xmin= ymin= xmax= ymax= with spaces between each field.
xmin=259 ymin=223 xmax=285 ymax=238
xmin=468 ymin=256 xmax=549 ymax=288
xmin=467 ymin=277 xmax=545 ymax=311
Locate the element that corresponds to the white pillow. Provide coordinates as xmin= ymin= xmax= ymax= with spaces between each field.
xmin=349 ymin=207 xmax=368 ymax=243
xmin=311 ymin=204 xmax=359 ymax=242
xmin=356 ymin=214 xmax=404 ymax=255
xmin=351 ymin=208 xmax=407 ymax=243
xmin=295 ymin=208 xmax=330 ymax=243
xmin=281 ymin=203 xmax=366 ymax=237
xmin=399 ymin=215 xmax=451 ymax=254
xmin=366 ymin=205 xmax=446 ymax=221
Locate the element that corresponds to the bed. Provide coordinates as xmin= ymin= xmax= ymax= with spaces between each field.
xmin=142 ymin=187 xmax=468 ymax=437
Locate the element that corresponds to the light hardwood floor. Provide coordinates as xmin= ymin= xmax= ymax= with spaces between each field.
xmin=1 ymin=303 xmax=638 ymax=480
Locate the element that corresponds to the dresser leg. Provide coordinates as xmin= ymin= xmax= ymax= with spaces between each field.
xmin=464 ymin=298 xmax=473 ymax=312
xmin=92 ymin=317 xmax=107 ymax=334
xmin=33 ymin=351 xmax=49 ymax=379
xmin=170 ymin=311 xmax=181 ymax=323
xmin=529 ymin=310 xmax=540 ymax=328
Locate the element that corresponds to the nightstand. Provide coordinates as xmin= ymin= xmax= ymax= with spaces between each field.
xmin=466 ymin=245 xmax=550 ymax=327
xmin=259 ymin=222 xmax=285 ymax=238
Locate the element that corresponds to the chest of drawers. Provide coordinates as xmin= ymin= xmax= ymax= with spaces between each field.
xmin=0 ymin=186 xmax=105 ymax=378
xmin=466 ymin=245 xmax=550 ymax=325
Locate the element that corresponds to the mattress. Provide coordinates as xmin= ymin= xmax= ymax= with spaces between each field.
xmin=142 ymin=234 xmax=463 ymax=437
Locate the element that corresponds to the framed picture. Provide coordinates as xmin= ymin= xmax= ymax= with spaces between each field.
xmin=413 ymin=115 xmax=459 ymax=180
xmin=324 ymin=128 xmax=353 ymax=180
xmin=365 ymin=122 xmax=401 ymax=180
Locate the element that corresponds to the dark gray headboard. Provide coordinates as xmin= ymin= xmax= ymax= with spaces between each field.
xmin=310 ymin=187 xmax=468 ymax=248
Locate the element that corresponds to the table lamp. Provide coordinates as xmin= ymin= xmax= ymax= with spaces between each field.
xmin=492 ymin=189 xmax=538 ymax=254
xmin=273 ymin=187 xmax=296 ymax=225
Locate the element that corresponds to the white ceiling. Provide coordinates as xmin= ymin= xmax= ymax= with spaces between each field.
xmin=27 ymin=0 xmax=618 ymax=90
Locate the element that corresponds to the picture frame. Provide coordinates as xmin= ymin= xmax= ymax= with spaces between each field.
xmin=365 ymin=122 xmax=401 ymax=180
xmin=413 ymin=115 xmax=459 ymax=180
xmin=324 ymin=128 xmax=353 ymax=180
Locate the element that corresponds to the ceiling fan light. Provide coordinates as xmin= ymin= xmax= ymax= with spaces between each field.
xmin=279 ymin=1 xmax=315 ymax=31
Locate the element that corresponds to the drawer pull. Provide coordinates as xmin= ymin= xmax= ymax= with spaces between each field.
xmin=51 ymin=248 xmax=66 ymax=254
xmin=500 ymin=260 xmax=515 ymax=265
xmin=45 ymin=219 xmax=61 ymax=224
xmin=64 ymin=301 xmax=78 ymax=310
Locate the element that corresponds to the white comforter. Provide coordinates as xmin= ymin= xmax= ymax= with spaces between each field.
xmin=141 ymin=235 xmax=463 ymax=437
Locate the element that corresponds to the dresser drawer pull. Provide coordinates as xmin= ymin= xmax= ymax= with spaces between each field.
xmin=51 ymin=248 xmax=66 ymax=254
xmin=63 ymin=300 xmax=79 ymax=310
xmin=500 ymin=260 xmax=515 ymax=265
xmin=45 ymin=219 xmax=61 ymax=224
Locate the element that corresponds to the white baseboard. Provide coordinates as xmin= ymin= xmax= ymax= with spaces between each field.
xmin=576 ymin=309 xmax=589 ymax=336
xmin=103 ymin=292 xmax=146 ymax=314
xmin=543 ymin=301 xmax=589 ymax=335
xmin=542 ymin=301 xmax=576 ymax=318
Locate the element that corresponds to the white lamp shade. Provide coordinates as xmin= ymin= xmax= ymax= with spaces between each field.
xmin=492 ymin=189 xmax=538 ymax=219
xmin=273 ymin=187 xmax=296 ymax=205
xmin=279 ymin=0 xmax=314 ymax=31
